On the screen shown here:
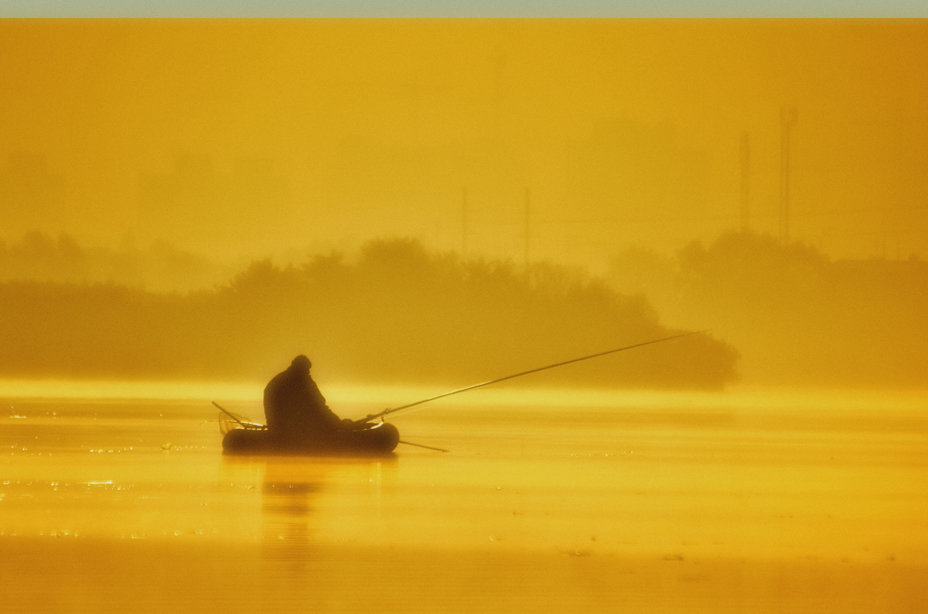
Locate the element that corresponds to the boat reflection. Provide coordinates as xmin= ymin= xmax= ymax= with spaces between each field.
xmin=258 ymin=457 xmax=398 ymax=569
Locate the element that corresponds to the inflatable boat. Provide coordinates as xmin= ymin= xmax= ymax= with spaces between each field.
xmin=221 ymin=420 xmax=399 ymax=456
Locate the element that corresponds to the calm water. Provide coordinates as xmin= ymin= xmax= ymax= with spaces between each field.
xmin=1 ymin=386 xmax=926 ymax=613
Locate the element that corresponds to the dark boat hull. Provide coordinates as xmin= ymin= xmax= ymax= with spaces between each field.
xmin=222 ymin=422 xmax=400 ymax=456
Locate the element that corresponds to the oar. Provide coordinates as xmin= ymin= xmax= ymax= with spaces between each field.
xmin=363 ymin=330 xmax=707 ymax=422
xmin=398 ymin=440 xmax=449 ymax=453
xmin=212 ymin=401 xmax=266 ymax=430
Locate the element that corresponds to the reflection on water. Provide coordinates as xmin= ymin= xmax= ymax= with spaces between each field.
xmin=0 ymin=388 xmax=926 ymax=612
xmin=263 ymin=475 xmax=317 ymax=558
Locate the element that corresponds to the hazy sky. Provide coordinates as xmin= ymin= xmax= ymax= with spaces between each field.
xmin=2 ymin=19 xmax=927 ymax=266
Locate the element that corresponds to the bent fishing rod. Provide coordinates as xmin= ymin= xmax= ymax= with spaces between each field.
xmin=363 ymin=329 xmax=707 ymax=423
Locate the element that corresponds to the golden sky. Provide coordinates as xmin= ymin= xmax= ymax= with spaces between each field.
xmin=2 ymin=19 xmax=927 ymax=265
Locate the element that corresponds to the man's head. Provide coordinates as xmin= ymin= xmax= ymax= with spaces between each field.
xmin=290 ymin=355 xmax=311 ymax=372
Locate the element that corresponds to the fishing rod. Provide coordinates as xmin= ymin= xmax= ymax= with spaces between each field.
xmin=363 ymin=330 xmax=707 ymax=422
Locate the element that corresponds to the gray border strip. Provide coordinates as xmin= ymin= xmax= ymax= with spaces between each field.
xmin=2 ymin=1 xmax=927 ymax=18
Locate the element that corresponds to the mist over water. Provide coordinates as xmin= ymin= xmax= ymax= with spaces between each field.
xmin=0 ymin=236 xmax=739 ymax=388
xmin=2 ymin=230 xmax=925 ymax=389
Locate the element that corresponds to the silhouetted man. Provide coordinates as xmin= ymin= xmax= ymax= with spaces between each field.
xmin=264 ymin=355 xmax=352 ymax=440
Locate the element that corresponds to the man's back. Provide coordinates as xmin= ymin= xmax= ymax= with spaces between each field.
xmin=264 ymin=356 xmax=341 ymax=437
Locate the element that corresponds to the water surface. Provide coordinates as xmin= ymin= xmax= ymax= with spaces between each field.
xmin=2 ymin=387 xmax=926 ymax=612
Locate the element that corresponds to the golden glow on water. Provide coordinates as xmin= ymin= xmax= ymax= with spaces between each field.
xmin=6 ymin=378 xmax=927 ymax=412
xmin=1 ymin=389 xmax=926 ymax=612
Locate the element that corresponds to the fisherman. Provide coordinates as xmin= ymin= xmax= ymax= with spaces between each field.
xmin=264 ymin=355 xmax=357 ymax=440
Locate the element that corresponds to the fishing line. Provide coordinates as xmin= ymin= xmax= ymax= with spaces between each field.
xmin=363 ymin=330 xmax=707 ymax=422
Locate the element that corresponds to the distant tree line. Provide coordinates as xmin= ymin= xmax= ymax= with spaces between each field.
xmin=0 ymin=237 xmax=737 ymax=388
xmin=0 ymin=230 xmax=230 ymax=292
xmin=610 ymin=231 xmax=928 ymax=388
